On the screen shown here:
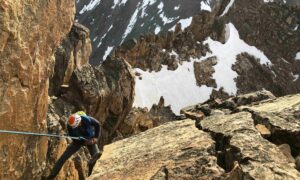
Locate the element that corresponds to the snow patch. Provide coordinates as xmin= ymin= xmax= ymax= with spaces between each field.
xmin=160 ymin=12 xmax=179 ymax=25
xmin=97 ymin=25 xmax=113 ymax=48
xmin=271 ymin=70 xmax=277 ymax=78
xmin=292 ymin=73 xmax=299 ymax=82
xmin=79 ymin=0 xmax=102 ymax=14
xmin=293 ymin=24 xmax=299 ymax=31
xmin=170 ymin=50 xmax=179 ymax=59
xmin=174 ymin=5 xmax=180 ymax=10
xmin=134 ymin=23 xmax=272 ymax=114
xmin=204 ymin=23 xmax=272 ymax=95
xmin=178 ymin=17 xmax=193 ymax=30
xmin=133 ymin=60 xmax=213 ymax=114
xmin=295 ymin=52 xmax=300 ymax=60
xmin=264 ymin=0 xmax=287 ymax=3
xmin=122 ymin=0 xmax=158 ymax=42
xmin=220 ymin=0 xmax=235 ymax=17
xmin=103 ymin=46 xmax=114 ymax=61
xmin=93 ymin=36 xmax=98 ymax=42
xmin=169 ymin=17 xmax=192 ymax=31
xmin=121 ymin=4 xmax=140 ymax=43
xmin=170 ymin=25 xmax=176 ymax=32
xmin=201 ymin=1 xmax=211 ymax=12
xmin=141 ymin=0 xmax=156 ymax=18
xmin=112 ymin=0 xmax=128 ymax=9
xmin=158 ymin=2 xmax=164 ymax=10
xmin=155 ymin=26 xmax=161 ymax=34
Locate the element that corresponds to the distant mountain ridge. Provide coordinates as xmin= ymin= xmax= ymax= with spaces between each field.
xmin=76 ymin=0 xmax=215 ymax=65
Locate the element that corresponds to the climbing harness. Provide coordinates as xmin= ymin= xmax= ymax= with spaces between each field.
xmin=0 ymin=130 xmax=86 ymax=140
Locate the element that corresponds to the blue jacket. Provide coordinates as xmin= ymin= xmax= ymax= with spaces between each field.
xmin=67 ymin=115 xmax=100 ymax=142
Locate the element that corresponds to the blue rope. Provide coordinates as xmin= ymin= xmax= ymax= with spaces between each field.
xmin=0 ymin=130 xmax=86 ymax=140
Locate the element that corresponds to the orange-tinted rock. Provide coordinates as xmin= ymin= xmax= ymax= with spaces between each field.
xmin=0 ymin=0 xmax=75 ymax=178
xmin=255 ymin=124 xmax=271 ymax=137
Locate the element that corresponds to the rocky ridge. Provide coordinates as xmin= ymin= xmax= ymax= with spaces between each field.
xmin=90 ymin=90 xmax=300 ymax=179
xmin=76 ymin=0 xmax=216 ymax=65
xmin=111 ymin=0 xmax=300 ymax=114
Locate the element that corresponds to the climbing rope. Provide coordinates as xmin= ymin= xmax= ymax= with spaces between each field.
xmin=0 ymin=130 xmax=86 ymax=140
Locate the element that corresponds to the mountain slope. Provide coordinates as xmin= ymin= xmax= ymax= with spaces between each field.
xmin=76 ymin=0 xmax=215 ymax=65
xmin=111 ymin=0 xmax=300 ymax=115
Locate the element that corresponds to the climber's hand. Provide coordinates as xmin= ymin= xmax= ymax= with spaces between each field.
xmin=84 ymin=138 xmax=98 ymax=145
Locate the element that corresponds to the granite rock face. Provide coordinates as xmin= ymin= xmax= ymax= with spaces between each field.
xmin=49 ymin=23 xmax=92 ymax=96
xmin=240 ymin=93 xmax=300 ymax=155
xmin=0 ymin=0 xmax=75 ymax=179
xmin=190 ymin=90 xmax=300 ymax=179
xmin=90 ymin=120 xmax=225 ymax=180
xmin=201 ymin=112 xmax=300 ymax=179
xmin=89 ymin=90 xmax=300 ymax=179
xmin=44 ymin=97 xmax=88 ymax=179
xmin=45 ymin=22 xmax=136 ymax=178
xmin=49 ymin=56 xmax=135 ymax=148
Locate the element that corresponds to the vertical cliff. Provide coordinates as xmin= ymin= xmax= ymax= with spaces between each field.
xmin=0 ymin=0 xmax=75 ymax=179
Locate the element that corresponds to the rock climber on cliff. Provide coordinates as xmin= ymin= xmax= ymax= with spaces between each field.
xmin=47 ymin=112 xmax=102 ymax=179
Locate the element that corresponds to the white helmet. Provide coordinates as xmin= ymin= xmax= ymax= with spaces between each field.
xmin=68 ymin=114 xmax=81 ymax=128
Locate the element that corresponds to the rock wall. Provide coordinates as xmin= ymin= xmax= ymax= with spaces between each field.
xmin=45 ymin=97 xmax=87 ymax=179
xmin=46 ymin=58 xmax=135 ymax=178
xmin=66 ymin=58 xmax=135 ymax=147
xmin=49 ymin=22 xmax=92 ymax=96
xmin=0 ymin=0 xmax=75 ymax=179
xmin=46 ymin=23 xmax=135 ymax=178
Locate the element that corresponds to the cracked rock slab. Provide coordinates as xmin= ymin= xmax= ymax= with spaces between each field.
xmin=240 ymin=94 xmax=300 ymax=149
xmin=89 ymin=120 xmax=225 ymax=180
xmin=200 ymin=112 xmax=300 ymax=179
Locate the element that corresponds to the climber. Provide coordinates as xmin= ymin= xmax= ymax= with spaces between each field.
xmin=47 ymin=112 xmax=102 ymax=179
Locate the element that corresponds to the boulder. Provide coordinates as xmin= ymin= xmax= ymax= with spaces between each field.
xmin=255 ymin=124 xmax=271 ymax=137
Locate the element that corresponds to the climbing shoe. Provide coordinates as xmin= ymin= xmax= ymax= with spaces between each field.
xmin=88 ymin=152 xmax=102 ymax=176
